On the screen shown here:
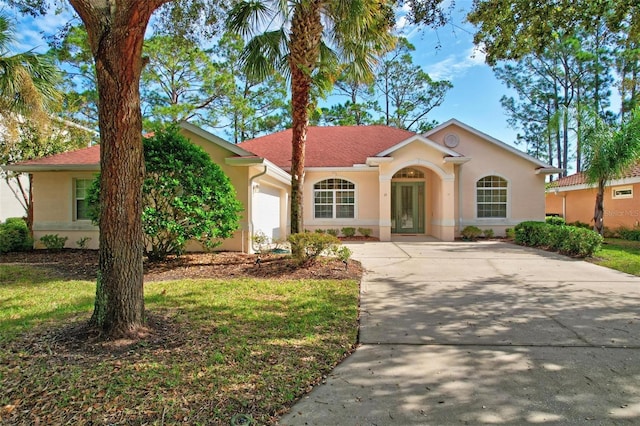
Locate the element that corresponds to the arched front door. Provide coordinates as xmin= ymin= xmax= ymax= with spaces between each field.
xmin=391 ymin=181 xmax=425 ymax=234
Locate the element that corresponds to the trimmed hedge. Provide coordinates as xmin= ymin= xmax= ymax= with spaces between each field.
xmin=0 ymin=217 xmax=33 ymax=253
xmin=515 ymin=221 xmax=603 ymax=257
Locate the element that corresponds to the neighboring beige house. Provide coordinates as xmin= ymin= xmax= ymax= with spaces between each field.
xmin=546 ymin=164 xmax=640 ymax=229
xmin=5 ymin=119 xmax=559 ymax=252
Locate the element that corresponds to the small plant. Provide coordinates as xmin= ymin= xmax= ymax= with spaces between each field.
xmin=482 ymin=228 xmax=494 ymax=238
xmin=567 ymin=220 xmax=591 ymax=229
xmin=314 ymin=229 xmax=326 ymax=234
xmin=545 ymin=216 xmax=565 ymax=226
xmin=505 ymin=228 xmax=515 ymax=239
xmin=325 ymin=228 xmax=339 ymax=237
xmin=331 ymin=245 xmax=352 ymax=269
xmin=252 ymin=230 xmax=270 ymax=253
xmin=341 ymin=227 xmax=356 ymax=238
xmin=461 ymin=225 xmax=482 ymax=241
xmin=288 ymin=232 xmax=340 ymax=265
xmin=40 ymin=234 xmax=68 ymax=250
xmin=76 ymin=236 xmax=92 ymax=249
xmin=357 ymin=227 xmax=372 ymax=238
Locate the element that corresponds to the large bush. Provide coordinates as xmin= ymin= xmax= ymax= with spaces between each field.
xmin=90 ymin=126 xmax=242 ymax=261
xmin=515 ymin=221 xmax=603 ymax=257
xmin=0 ymin=217 xmax=33 ymax=253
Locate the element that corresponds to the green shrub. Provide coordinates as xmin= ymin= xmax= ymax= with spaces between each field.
xmin=505 ymin=228 xmax=515 ymax=239
xmin=325 ymin=229 xmax=339 ymax=237
xmin=341 ymin=227 xmax=356 ymax=238
xmin=515 ymin=221 xmax=602 ymax=257
xmin=482 ymin=228 xmax=494 ymax=238
xmin=461 ymin=225 xmax=482 ymax=241
xmin=39 ymin=234 xmax=68 ymax=250
xmin=618 ymin=227 xmax=640 ymax=241
xmin=76 ymin=236 xmax=92 ymax=249
xmin=314 ymin=229 xmax=325 ymax=234
xmin=545 ymin=216 xmax=565 ymax=226
xmin=567 ymin=220 xmax=591 ymax=229
xmin=288 ymin=232 xmax=340 ymax=265
xmin=357 ymin=227 xmax=372 ymax=238
xmin=0 ymin=218 xmax=33 ymax=253
xmin=89 ymin=125 xmax=242 ymax=261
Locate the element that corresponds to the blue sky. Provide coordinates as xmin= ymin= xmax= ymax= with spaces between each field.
xmin=6 ymin=1 xmax=521 ymax=148
xmin=395 ymin=1 xmax=519 ymax=145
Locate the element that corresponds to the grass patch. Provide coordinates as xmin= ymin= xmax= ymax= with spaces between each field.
xmin=591 ymin=238 xmax=640 ymax=276
xmin=0 ymin=266 xmax=359 ymax=425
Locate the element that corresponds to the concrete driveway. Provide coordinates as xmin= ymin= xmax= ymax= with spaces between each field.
xmin=279 ymin=240 xmax=640 ymax=425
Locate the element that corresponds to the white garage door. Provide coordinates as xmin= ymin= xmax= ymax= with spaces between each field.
xmin=253 ymin=185 xmax=281 ymax=241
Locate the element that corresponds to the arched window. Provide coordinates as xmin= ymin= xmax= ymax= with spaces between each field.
xmin=393 ymin=167 xmax=424 ymax=179
xmin=477 ymin=176 xmax=507 ymax=218
xmin=314 ymin=179 xmax=355 ymax=219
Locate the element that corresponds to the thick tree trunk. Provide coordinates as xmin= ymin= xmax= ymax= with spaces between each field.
xmin=69 ymin=0 xmax=169 ymax=337
xmin=288 ymin=2 xmax=322 ymax=234
xmin=593 ymin=179 xmax=605 ymax=235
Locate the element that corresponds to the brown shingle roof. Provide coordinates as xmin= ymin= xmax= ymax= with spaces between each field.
xmin=238 ymin=125 xmax=416 ymax=169
xmin=17 ymin=145 xmax=99 ymax=166
xmin=551 ymin=163 xmax=640 ymax=187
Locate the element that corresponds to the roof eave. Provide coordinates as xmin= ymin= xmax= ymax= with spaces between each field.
xmin=536 ymin=167 xmax=564 ymax=175
xmin=366 ymin=157 xmax=394 ymax=166
xmin=3 ymin=164 xmax=100 ymax=172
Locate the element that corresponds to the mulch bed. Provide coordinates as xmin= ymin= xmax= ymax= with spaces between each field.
xmin=0 ymin=249 xmax=363 ymax=282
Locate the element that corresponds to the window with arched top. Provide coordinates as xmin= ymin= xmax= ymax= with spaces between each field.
xmin=476 ymin=176 xmax=507 ymax=218
xmin=314 ymin=178 xmax=355 ymax=219
xmin=393 ymin=167 xmax=425 ymax=179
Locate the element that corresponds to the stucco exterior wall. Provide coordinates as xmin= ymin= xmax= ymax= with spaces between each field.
xmin=429 ymin=125 xmax=546 ymax=236
xmin=31 ymin=171 xmax=99 ymax=249
xmin=546 ymin=181 xmax=640 ymax=229
xmin=303 ymin=169 xmax=380 ymax=237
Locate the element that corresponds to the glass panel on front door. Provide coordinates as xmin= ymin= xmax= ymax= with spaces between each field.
xmin=391 ymin=182 xmax=424 ymax=234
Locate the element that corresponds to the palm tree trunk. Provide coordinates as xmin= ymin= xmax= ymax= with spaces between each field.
xmin=288 ymin=2 xmax=322 ymax=234
xmin=593 ymin=179 xmax=605 ymax=235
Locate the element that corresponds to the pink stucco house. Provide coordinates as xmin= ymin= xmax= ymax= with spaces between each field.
xmin=546 ymin=164 xmax=640 ymax=229
xmin=5 ymin=119 xmax=559 ymax=252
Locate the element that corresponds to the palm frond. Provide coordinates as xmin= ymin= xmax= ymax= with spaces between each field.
xmin=241 ymin=29 xmax=289 ymax=81
xmin=227 ymin=1 xmax=275 ymax=38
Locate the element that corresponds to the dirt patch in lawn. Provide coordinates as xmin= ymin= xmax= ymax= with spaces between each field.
xmin=0 ymin=248 xmax=363 ymax=282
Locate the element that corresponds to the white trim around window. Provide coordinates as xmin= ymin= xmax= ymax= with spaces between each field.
xmin=313 ymin=178 xmax=356 ymax=220
xmin=612 ymin=185 xmax=633 ymax=199
xmin=73 ymin=178 xmax=93 ymax=221
xmin=476 ymin=175 xmax=509 ymax=219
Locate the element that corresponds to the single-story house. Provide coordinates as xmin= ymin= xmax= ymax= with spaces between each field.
xmin=5 ymin=119 xmax=559 ymax=252
xmin=546 ymin=164 xmax=640 ymax=229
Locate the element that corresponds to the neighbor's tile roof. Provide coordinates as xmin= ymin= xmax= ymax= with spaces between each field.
xmin=238 ymin=126 xmax=416 ymax=169
xmin=17 ymin=144 xmax=100 ymax=166
xmin=551 ymin=163 xmax=640 ymax=187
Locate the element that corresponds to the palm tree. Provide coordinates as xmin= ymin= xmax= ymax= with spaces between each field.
xmin=583 ymin=107 xmax=640 ymax=234
xmin=0 ymin=14 xmax=61 ymax=122
xmin=228 ymin=0 xmax=395 ymax=233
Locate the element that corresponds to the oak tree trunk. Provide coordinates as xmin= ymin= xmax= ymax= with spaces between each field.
xmin=69 ymin=0 xmax=169 ymax=337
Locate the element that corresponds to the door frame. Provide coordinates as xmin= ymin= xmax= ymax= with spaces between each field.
xmin=391 ymin=181 xmax=425 ymax=234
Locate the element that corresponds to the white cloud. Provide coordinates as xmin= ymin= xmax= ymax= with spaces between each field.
xmin=425 ymin=46 xmax=486 ymax=81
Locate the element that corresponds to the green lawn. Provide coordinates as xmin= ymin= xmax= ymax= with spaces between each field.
xmin=0 ymin=266 xmax=359 ymax=425
xmin=591 ymin=238 xmax=640 ymax=276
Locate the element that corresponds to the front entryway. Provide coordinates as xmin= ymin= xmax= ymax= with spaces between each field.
xmin=391 ymin=182 xmax=424 ymax=234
